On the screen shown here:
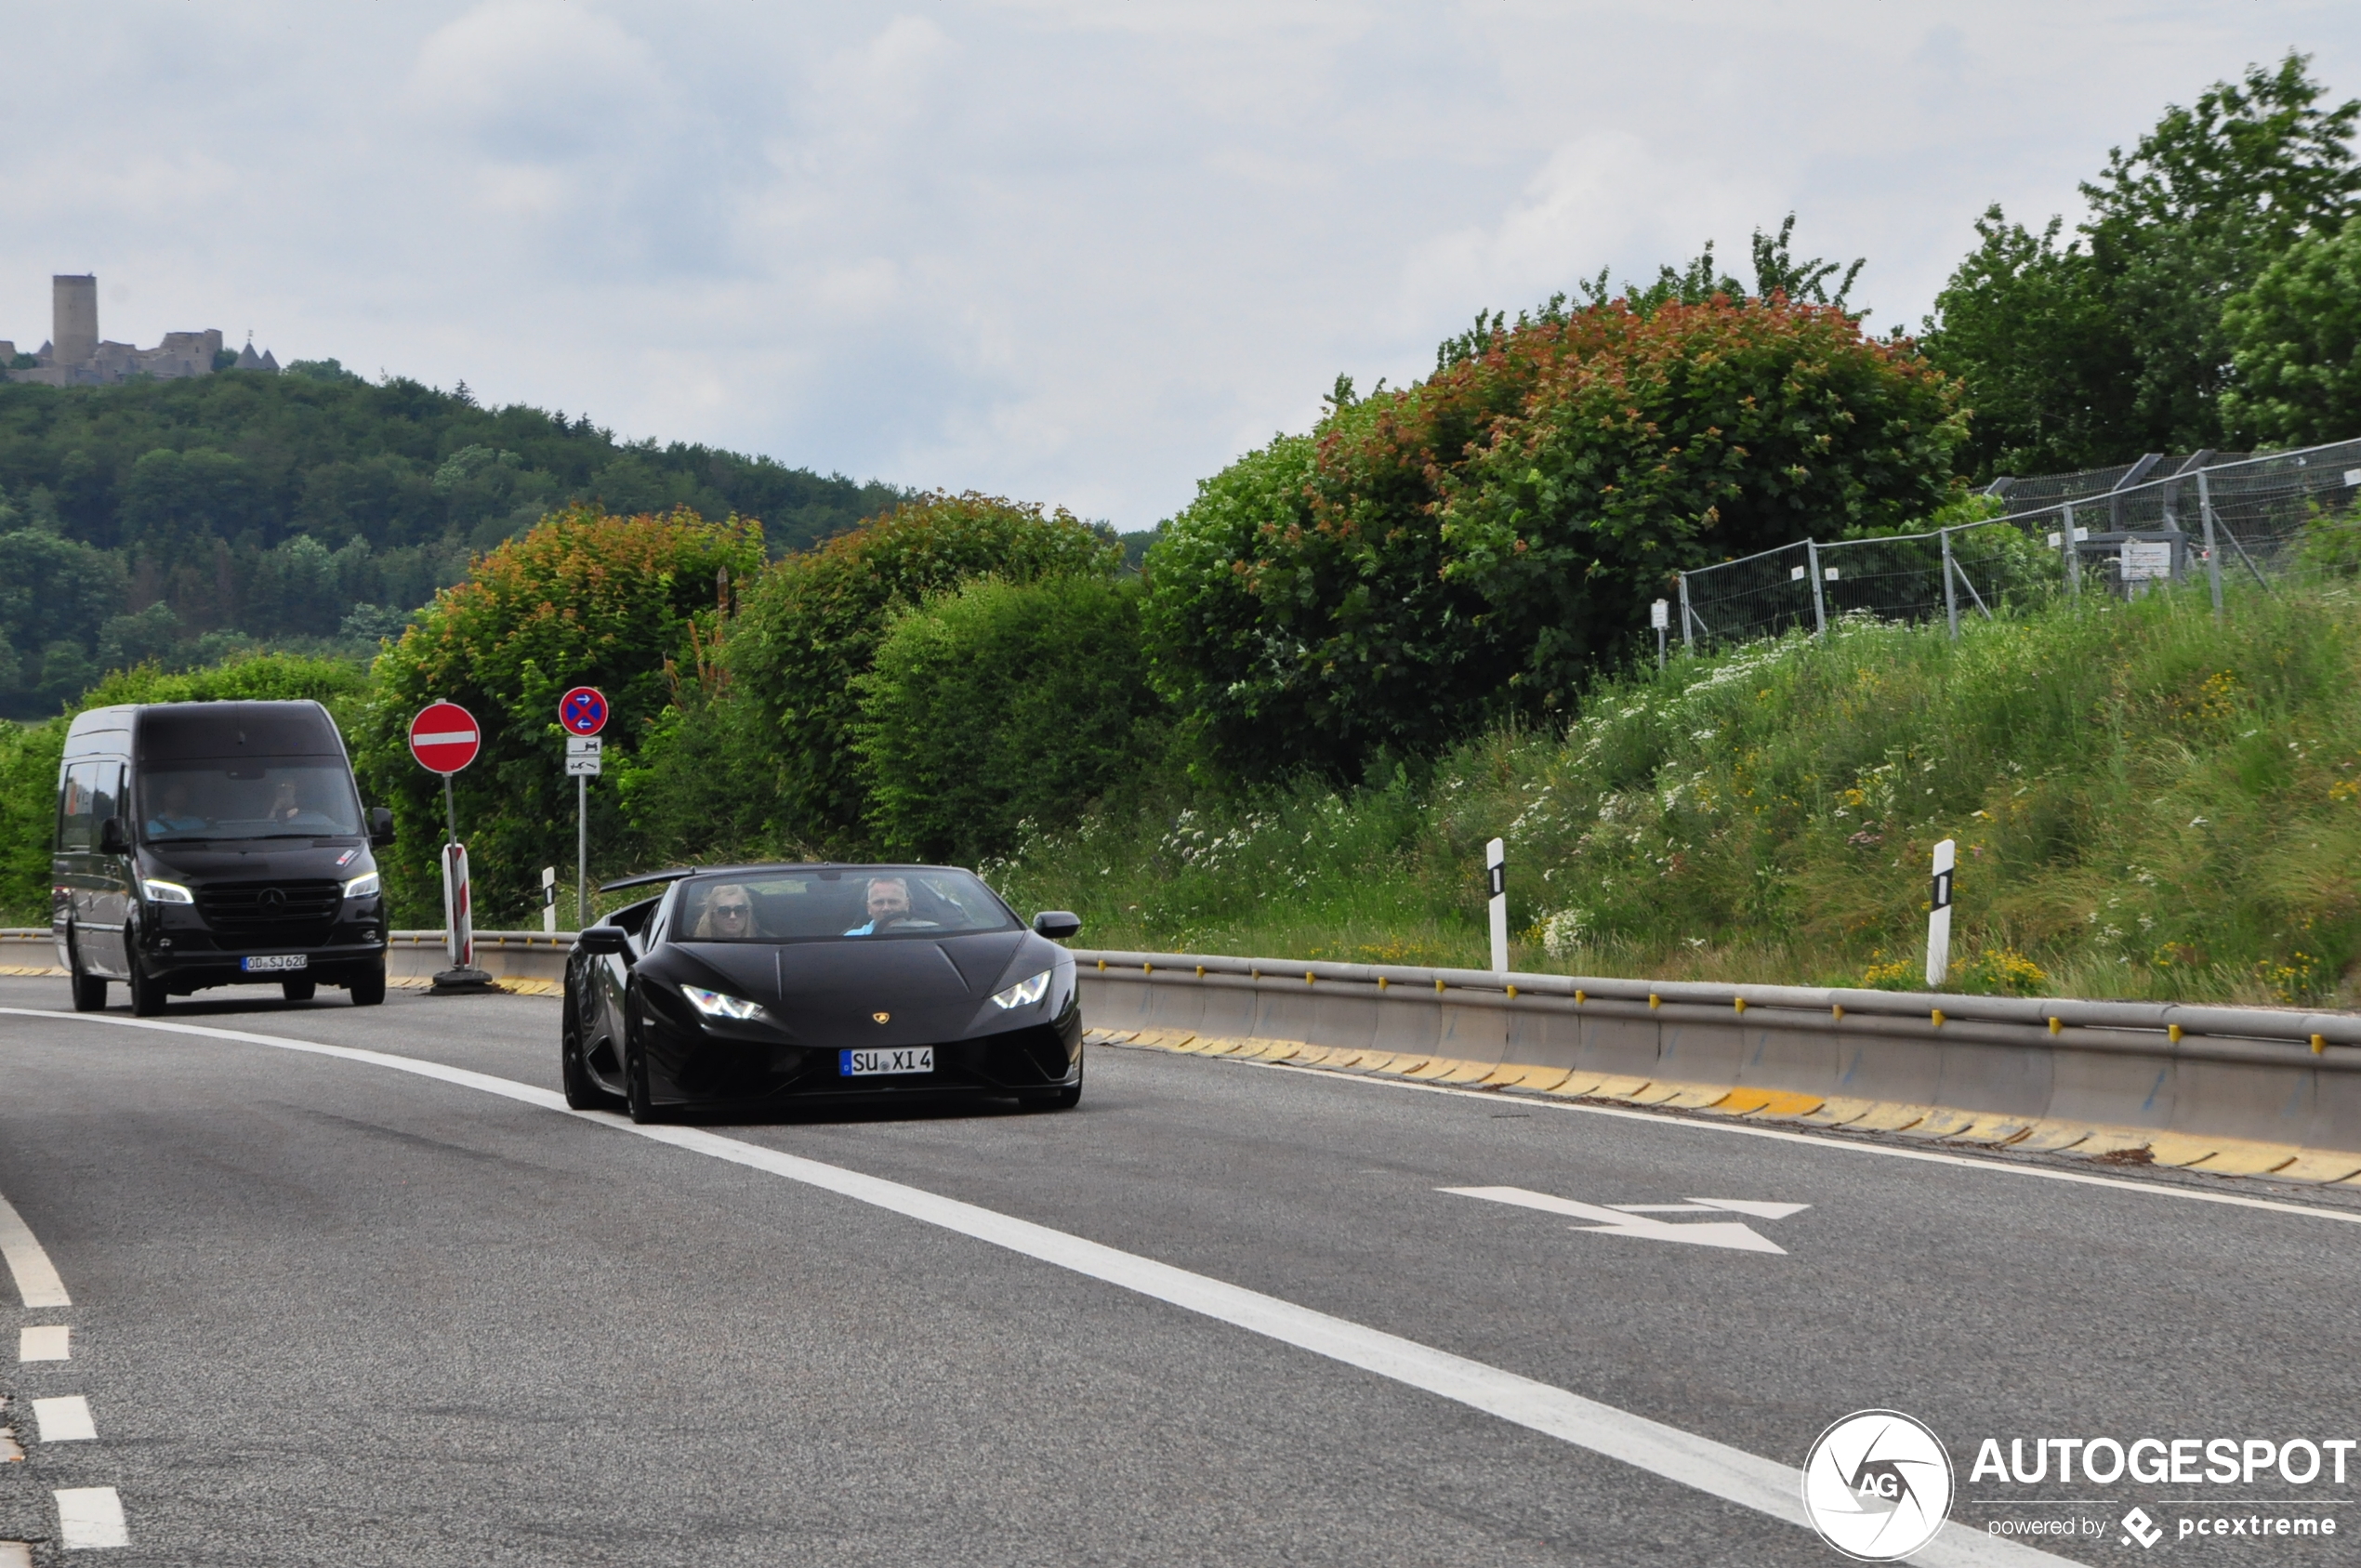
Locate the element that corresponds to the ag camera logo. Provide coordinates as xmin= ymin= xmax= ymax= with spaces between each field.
xmin=1801 ymin=1410 xmax=1955 ymax=1561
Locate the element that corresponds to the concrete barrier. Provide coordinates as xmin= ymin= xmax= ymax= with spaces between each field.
xmin=1073 ymin=949 xmax=2361 ymax=1167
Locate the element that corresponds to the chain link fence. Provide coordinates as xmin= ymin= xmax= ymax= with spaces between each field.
xmin=1672 ymin=436 xmax=2361 ymax=651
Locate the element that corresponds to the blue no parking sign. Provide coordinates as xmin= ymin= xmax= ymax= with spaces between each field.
xmin=560 ymin=686 xmax=608 ymax=736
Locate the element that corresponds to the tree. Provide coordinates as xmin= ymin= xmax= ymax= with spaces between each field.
xmin=351 ymin=505 xmax=766 ymax=924
xmin=1926 ymin=53 xmax=2361 ymax=475
xmin=853 ymin=574 xmax=1165 ymax=862
xmin=722 ymin=494 xmax=1117 ymax=850
xmin=2223 ymin=215 xmax=2361 ymax=446
xmin=1147 ymin=296 xmax=1964 ymax=783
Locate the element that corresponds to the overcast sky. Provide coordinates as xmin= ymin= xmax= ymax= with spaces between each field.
xmin=4 ymin=3 xmax=2357 ymax=530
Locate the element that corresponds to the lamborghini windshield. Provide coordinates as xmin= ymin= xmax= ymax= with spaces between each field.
xmin=674 ymin=868 xmax=1016 ymax=942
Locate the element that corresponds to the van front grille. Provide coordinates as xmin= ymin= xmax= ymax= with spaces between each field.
xmin=195 ymin=879 xmax=343 ymax=945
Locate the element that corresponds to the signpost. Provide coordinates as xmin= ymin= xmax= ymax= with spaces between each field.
xmin=1926 ymin=838 xmax=1956 ymax=989
xmin=559 ymin=688 xmax=608 ymax=929
xmin=1485 ymin=837 xmax=1509 ymax=975
xmin=407 ymin=702 xmax=489 ymax=988
xmin=1650 ymin=599 xmax=1669 ymax=670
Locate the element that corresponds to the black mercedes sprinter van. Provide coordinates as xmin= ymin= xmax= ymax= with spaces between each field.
xmin=53 ymin=700 xmax=395 ymax=1014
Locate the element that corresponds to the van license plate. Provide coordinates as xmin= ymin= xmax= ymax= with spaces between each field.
xmin=839 ymin=1047 xmax=932 ymax=1077
xmin=241 ymin=955 xmax=309 ymax=973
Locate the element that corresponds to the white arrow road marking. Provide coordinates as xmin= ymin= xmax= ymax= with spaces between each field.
xmin=1686 ymin=1198 xmax=1813 ymax=1221
xmin=1442 ymin=1186 xmax=1797 ymax=1254
xmin=0 ymin=1008 xmax=2067 ymax=1567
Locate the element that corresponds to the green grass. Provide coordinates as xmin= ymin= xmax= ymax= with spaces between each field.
xmin=988 ymin=573 xmax=2361 ymax=1006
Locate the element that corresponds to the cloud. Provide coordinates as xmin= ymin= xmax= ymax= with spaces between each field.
xmin=0 ymin=3 xmax=2355 ymax=528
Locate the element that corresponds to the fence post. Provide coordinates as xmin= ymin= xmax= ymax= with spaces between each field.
xmin=2197 ymin=470 xmax=2224 ymax=619
xmin=2060 ymin=502 xmax=2079 ymax=598
xmin=1806 ymin=540 xmax=1827 ymax=636
xmin=1677 ymin=572 xmax=1694 ymax=652
xmin=1941 ymin=528 xmax=1959 ymax=641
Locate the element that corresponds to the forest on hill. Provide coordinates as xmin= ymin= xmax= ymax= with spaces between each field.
xmin=0 ymin=362 xmax=906 ymax=717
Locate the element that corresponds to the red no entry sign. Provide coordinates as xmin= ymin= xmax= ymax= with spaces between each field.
xmin=408 ymin=701 xmax=481 ymax=774
xmin=559 ymin=686 xmax=609 ymax=736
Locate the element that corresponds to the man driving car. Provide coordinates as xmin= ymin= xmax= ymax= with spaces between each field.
xmin=843 ymin=875 xmax=930 ymax=935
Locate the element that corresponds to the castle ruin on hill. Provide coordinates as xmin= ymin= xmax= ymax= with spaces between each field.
xmin=2 ymin=273 xmax=278 ymax=386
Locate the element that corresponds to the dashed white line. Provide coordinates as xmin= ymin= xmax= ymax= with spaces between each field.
xmin=1 ymin=1008 xmax=2065 ymax=1567
xmin=32 ymin=1396 xmax=95 ymax=1443
xmin=19 ymin=1325 xmax=69 ymax=1362
xmin=0 ymin=1189 xmax=69 ymax=1308
xmin=53 ymin=1486 xmax=127 ymax=1549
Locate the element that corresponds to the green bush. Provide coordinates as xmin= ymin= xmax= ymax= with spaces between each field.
xmin=351 ymin=505 xmax=765 ymax=925
xmin=852 ymin=574 xmax=1166 ymax=862
xmin=722 ymin=494 xmax=1117 ymax=850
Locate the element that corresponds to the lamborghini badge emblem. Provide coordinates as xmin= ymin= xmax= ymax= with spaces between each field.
xmin=872 ymin=1011 xmax=890 ymax=1023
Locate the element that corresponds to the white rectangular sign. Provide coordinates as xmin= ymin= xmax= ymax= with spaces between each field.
xmin=1650 ymin=599 xmax=1668 ymax=629
xmin=566 ymin=755 xmax=602 ymax=777
xmin=566 ymin=735 xmax=602 ymax=757
xmin=2120 ymin=539 xmax=2172 ymax=582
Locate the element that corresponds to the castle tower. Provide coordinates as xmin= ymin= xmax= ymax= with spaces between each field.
xmin=52 ymin=274 xmax=97 ymax=367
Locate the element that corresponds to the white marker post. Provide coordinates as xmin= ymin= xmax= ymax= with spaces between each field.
xmin=1486 ymin=837 xmax=1509 ymax=975
xmin=1925 ymin=838 xmax=1956 ymax=989
xmin=540 ymin=866 xmax=558 ymax=934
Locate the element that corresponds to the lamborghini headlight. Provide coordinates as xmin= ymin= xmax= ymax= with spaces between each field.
xmin=989 ymin=970 xmax=1050 ymax=1009
xmin=680 ymin=984 xmax=764 ymax=1021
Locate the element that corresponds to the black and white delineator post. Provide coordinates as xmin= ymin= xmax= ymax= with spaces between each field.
xmin=540 ymin=866 xmax=558 ymax=935
xmin=1925 ymin=837 xmax=1956 ymax=988
xmin=1486 ymin=837 xmax=1509 ymax=974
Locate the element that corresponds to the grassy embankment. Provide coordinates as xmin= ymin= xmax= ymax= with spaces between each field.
xmin=989 ymin=572 xmax=2361 ymax=1006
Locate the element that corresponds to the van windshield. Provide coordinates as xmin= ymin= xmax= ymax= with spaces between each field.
xmin=140 ymin=761 xmax=363 ymax=841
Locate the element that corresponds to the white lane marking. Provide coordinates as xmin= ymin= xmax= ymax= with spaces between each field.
xmin=1444 ymin=1185 xmax=1787 ymax=1254
xmin=0 ymin=1188 xmax=70 ymax=1308
xmin=1219 ymin=1050 xmax=2361 ymax=1227
xmin=54 ymin=1485 xmax=127 ymax=1548
xmin=20 ymin=1325 xmax=70 ymax=1361
xmin=33 ymin=1395 xmax=96 ymax=1442
xmin=0 ymin=1009 xmax=2063 ymax=1567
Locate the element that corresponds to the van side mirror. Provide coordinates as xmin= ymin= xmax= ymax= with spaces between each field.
xmin=1032 ymin=910 xmax=1081 ymax=940
xmin=574 ymin=926 xmax=631 ymax=958
xmin=99 ymin=817 xmax=128 ymax=855
xmin=368 ymin=807 xmax=395 ymax=847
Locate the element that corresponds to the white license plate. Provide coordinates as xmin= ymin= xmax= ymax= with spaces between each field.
xmin=839 ymin=1047 xmax=932 ymax=1077
xmin=240 ymin=954 xmax=309 ymax=973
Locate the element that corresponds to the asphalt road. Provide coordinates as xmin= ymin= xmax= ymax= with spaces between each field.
xmin=1 ymin=973 xmax=2356 ymax=1566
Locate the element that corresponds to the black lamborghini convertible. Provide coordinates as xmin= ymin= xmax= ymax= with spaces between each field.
xmin=562 ymin=863 xmax=1084 ymax=1122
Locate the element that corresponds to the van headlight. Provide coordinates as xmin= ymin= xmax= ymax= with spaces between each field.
xmin=142 ymin=878 xmax=194 ymax=904
xmin=989 ymin=970 xmax=1050 ymax=1009
xmin=343 ymin=872 xmax=381 ymax=899
xmin=680 ymin=984 xmax=764 ymax=1021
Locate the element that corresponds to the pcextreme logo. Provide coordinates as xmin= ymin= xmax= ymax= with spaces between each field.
xmin=1800 ymin=1409 xmax=1955 ymax=1561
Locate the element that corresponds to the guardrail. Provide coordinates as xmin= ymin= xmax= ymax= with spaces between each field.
xmin=1072 ymin=950 xmax=2361 ymax=1159
xmin=10 ymin=927 xmax=2355 ymax=1158
xmin=0 ymin=929 xmax=577 ymax=988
